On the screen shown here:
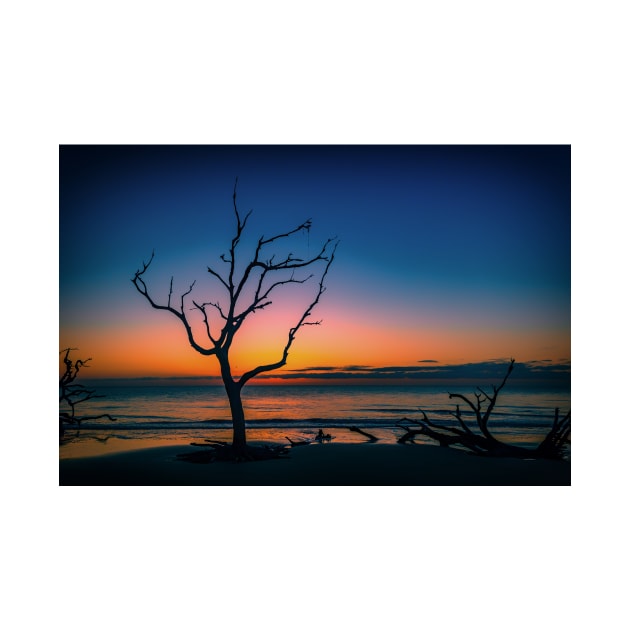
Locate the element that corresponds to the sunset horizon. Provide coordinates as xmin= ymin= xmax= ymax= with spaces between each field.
xmin=60 ymin=144 xmax=571 ymax=483
xmin=60 ymin=145 xmax=570 ymax=383
xmin=74 ymin=357 xmax=570 ymax=389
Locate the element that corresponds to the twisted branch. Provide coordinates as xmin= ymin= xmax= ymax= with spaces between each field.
xmin=396 ymin=360 xmax=570 ymax=460
xmin=131 ymin=180 xmax=338 ymax=386
xmin=59 ymin=348 xmax=116 ymax=434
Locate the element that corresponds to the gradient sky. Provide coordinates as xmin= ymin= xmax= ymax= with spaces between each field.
xmin=59 ymin=145 xmax=570 ymax=380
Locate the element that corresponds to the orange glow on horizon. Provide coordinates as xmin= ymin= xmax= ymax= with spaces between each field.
xmin=60 ymin=303 xmax=570 ymax=379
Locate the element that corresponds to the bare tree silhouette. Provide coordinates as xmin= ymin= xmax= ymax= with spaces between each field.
xmin=132 ymin=180 xmax=338 ymax=459
xmin=59 ymin=348 xmax=115 ymax=439
xmin=397 ymin=359 xmax=571 ymax=460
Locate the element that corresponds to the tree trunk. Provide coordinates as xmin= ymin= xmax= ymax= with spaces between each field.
xmin=225 ymin=382 xmax=247 ymax=451
xmin=219 ymin=354 xmax=247 ymax=451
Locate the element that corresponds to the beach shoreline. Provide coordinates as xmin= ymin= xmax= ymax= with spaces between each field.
xmin=59 ymin=441 xmax=570 ymax=486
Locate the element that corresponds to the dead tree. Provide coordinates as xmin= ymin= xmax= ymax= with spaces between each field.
xmin=396 ymin=359 xmax=571 ymax=460
xmin=59 ymin=348 xmax=115 ymax=438
xmin=132 ymin=180 xmax=338 ymax=459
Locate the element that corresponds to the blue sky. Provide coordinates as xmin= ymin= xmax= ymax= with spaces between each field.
xmin=59 ymin=145 xmax=570 ymax=378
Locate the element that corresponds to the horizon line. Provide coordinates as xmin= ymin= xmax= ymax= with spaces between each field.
xmin=81 ymin=359 xmax=571 ymax=385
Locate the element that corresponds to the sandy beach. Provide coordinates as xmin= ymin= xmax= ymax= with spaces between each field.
xmin=59 ymin=442 xmax=570 ymax=486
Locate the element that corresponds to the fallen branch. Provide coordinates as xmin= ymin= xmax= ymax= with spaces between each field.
xmin=395 ymin=360 xmax=570 ymax=460
xmin=349 ymin=426 xmax=380 ymax=442
xmin=285 ymin=436 xmax=313 ymax=447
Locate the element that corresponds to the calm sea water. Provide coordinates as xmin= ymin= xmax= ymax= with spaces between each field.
xmin=60 ymin=384 xmax=571 ymax=456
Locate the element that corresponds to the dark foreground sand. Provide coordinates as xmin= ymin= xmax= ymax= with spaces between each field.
xmin=59 ymin=443 xmax=570 ymax=486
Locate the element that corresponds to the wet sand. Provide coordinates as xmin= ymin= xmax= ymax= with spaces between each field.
xmin=59 ymin=442 xmax=570 ymax=486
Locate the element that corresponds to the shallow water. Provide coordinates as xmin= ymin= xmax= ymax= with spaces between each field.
xmin=60 ymin=384 xmax=570 ymax=459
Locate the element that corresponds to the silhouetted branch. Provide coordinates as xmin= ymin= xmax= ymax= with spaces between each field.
xmin=232 ymin=272 xmax=314 ymax=334
xmin=396 ymin=360 xmax=570 ymax=460
xmin=396 ymin=415 xmax=481 ymax=450
xmin=349 ymin=426 xmax=380 ymax=442
xmin=132 ymin=252 xmax=217 ymax=357
xmin=238 ymin=241 xmax=337 ymax=386
xmin=285 ymin=436 xmax=313 ymax=447
xmin=59 ymin=348 xmax=116 ymax=438
xmin=537 ymin=408 xmax=571 ymax=457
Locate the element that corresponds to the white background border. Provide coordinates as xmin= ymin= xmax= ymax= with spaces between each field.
xmin=2 ymin=1 xmax=627 ymax=628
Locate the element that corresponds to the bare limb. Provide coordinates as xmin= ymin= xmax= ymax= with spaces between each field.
xmin=396 ymin=360 xmax=570 ymax=460
xmin=232 ymin=272 xmax=314 ymax=335
xmin=238 ymin=241 xmax=337 ymax=386
xmin=349 ymin=426 xmax=380 ymax=442
xmin=191 ymin=300 xmax=218 ymax=344
xmin=59 ymin=348 xmax=116 ymax=436
xmin=132 ymin=252 xmax=217 ymax=356
xmin=207 ymin=264 xmax=231 ymax=292
xmin=449 ymin=404 xmax=478 ymax=437
xmin=446 ymin=359 xmax=515 ymax=442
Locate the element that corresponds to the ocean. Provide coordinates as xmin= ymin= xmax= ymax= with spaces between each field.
xmin=60 ymin=384 xmax=571 ymax=457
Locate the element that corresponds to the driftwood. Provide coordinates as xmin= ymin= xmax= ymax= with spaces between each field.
xmin=396 ymin=359 xmax=570 ymax=460
xmin=349 ymin=426 xmax=380 ymax=442
xmin=286 ymin=430 xmax=335 ymax=447
xmin=59 ymin=348 xmax=116 ymax=438
xmin=285 ymin=436 xmax=314 ymax=447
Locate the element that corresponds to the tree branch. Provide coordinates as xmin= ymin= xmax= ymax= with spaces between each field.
xmin=396 ymin=360 xmax=570 ymax=460
xmin=232 ymin=272 xmax=314 ymax=335
xmin=132 ymin=252 xmax=217 ymax=356
xmin=59 ymin=349 xmax=116 ymax=435
xmin=238 ymin=240 xmax=338 ymax=386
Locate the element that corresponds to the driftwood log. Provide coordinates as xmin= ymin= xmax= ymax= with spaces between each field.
xmin=396 ymin=359 xmax=570 ymax=460
xmin=349 ymin=426 xmax=380 ymax=442
xmin=285 ymin=436 xmax=313 ymax=447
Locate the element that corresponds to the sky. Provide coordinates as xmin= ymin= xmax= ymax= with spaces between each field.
xmin=59 ymin=145 xmax=570 ymax=381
